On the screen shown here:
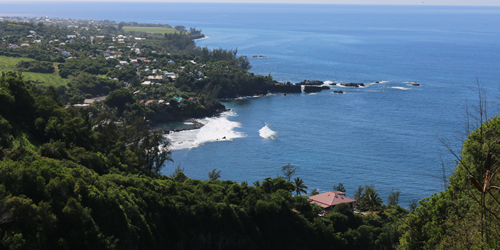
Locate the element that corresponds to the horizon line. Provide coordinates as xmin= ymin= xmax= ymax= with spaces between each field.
xmin=1 ymin=1 xmax=500 ymax=7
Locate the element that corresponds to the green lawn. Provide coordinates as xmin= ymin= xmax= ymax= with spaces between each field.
xmin=122 ymin=26 xmax=177 ymax=34
xmin=0 ymin=55 xmax=35 ymax=69
xmin=0 ymin=56 xmax=69 ymax=86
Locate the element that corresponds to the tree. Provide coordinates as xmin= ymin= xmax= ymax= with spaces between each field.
xmin=104 ymin=89 xmax=135 ymax=113
xmin=359 ymin=184 xmax=383 ymax=211
xmin=174 ymin=25 xmax=186 ymax=33
xmin=208 ymin=168 xmax=221 ymax=181
xmin=281 ymin=163 xmax=298 ymax=182
xmin=387 ymin=188 xmax=401 ymax=206
xmin=310 ymin=189 xmax=319 ymax=196
xmin=354 ymin=185 xmax=364 ymax=201
xmin=169 ymin=164 xmax=184 ymax=178
xmin=126 ymin=119 xmax=173 ymax=176
xmin=252 ymin=180 xmax=260 ymax=187
xmin=294 ymin=177 xmax=308 ymax=196
xmin=408 ymin=199 xmax=418 ymax=212
xmin=334 ymin=183 xmax=346 ymax=193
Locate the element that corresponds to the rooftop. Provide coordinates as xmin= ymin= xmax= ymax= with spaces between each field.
xmin=308 ymin=191 xmax=356 ymax=209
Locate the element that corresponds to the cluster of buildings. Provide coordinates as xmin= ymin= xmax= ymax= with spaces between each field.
xmin=0 ymin=16 xmax=117 ymax=28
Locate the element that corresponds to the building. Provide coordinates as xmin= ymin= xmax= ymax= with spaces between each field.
xmin=308 ymin=191 xmax=356 ymax=212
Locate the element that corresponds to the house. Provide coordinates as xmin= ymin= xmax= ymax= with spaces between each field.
xmin=308 ymin=191 xmax=356 ymax=212
xmin=67 ymin=35 xmax=76 ymax=39
xmin=83 ymin=96 xmax=107 ymax=105
xmin=61 ymin=51 xmax=71 ymax=57
xmin=147 ymin=75 xmax=163 ymax=81
xmin=164 ymin=72 xmax=176 ymax=80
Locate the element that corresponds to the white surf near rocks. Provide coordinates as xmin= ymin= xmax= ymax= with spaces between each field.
xmin=166 ymin=111 xmax=245 ymax=150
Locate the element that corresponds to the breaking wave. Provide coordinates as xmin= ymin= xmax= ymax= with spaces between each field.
xmin=259 ymin=123 xmax=277 ymax=139
xmin=166 ymin=111 xmax=245 ymax=150
xmin=391 ymin=87 xmax=410 ymax=90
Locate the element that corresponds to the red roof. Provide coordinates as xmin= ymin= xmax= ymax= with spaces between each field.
xmin=308 ymin=191 xmax=356 ymax=208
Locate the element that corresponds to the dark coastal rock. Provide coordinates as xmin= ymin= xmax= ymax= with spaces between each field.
xmin=333 ymin=91 xmax=344 ymax=94
xmin=298 ymin=80 xmax=324 ymax=85
xmin=190 ymin=34 xmax=205 ymax=40
xmin=269 ymin=84 xmax=301 ymax=93
xmin=340 ymin=83 xmax=365 ymax=88
xmin=329 ymin=82 xmax=337 ymax=85
xmin=411 ymin=83 xmax=420 ymax=86
xmin=375 ymin=81 xmax=379 ymax=83
xmin=303 ymin=86 xmax=324 ymax=92
xmin=321 ymin=86 xmax=330 ymax=90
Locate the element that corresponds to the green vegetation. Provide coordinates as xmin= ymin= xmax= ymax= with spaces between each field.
xmin=0 ymin=56 xmax=68 ymax=86
xmin=399 ymin=115 xmax=500 ymax=249
xmin=0 ymin=72 xmax=410 ymax=249
xmin=0 ymin=55 xmax=35 ymax=69
xmin=122 ymin=26 xmax=177 ymax=34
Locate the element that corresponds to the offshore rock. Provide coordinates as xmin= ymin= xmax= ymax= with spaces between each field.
xmin=340 ymin=83 xmax=365 ymax=87
xmin=269 ymin=83 xmax=301 ymax=93
xmin=298 ymin=80 xmax=324 ymax=85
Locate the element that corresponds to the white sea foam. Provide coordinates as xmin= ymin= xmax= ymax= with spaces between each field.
xmin=166 ymin=111 xmax=245 ymax=150
xmin=307 ymin=93 xmax=318 ymax=95
xmin=391 ymin=87 xmax=410 ymax=90
xmin=194 ymin=36 xmax=209 ymax=41
xmin=368 ymin=80 xmax=390 ymax=85
xmin=184 ymin=122 xmax=194 ymax=125
xmin=259 ymin=123 xmax=277 ymax=139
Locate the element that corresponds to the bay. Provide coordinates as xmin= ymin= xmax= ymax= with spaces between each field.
xmin=2 ymin=3 xmax=499 ymax=206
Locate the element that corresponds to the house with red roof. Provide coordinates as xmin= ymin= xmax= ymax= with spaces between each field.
xmin=308 ymin=191 xmax=356 ymax=212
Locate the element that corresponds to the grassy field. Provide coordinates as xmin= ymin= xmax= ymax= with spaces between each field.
xmin=0 ymin=56 xmax=69 ymax=86
xmin=122 ymin=26 xmax=177 ymax=34
xmin=0 ymin=55 xmax=35 ymax=69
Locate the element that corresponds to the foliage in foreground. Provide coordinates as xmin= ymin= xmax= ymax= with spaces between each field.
xmin=0 ymin=72 xmax=408 ymax=249
xmin=398 ymin=116 xmax=500 ymax=249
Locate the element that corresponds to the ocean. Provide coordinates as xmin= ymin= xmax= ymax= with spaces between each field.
xmin=2 ymin=2 xmax=500 ymax=206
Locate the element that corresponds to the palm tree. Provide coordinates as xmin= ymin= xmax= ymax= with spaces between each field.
xmin=362 ymin=185 xmax=383 ymax=210
xmin=294 ymin=177 xmax=308 ymax=196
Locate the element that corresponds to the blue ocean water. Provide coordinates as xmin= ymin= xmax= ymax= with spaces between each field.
xmin=2 ymin=3 xmax=500 ymax=206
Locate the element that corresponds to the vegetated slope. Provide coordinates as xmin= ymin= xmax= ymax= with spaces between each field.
xmin=398 ymin=115 xmax=500 ymax=249
xmin=0 ymin=56 xmax=68 ymax=86
xmin=0 ymin=72 xmax=408 ymax=249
